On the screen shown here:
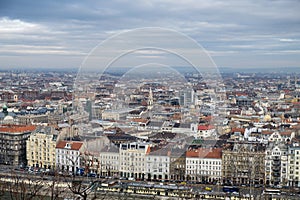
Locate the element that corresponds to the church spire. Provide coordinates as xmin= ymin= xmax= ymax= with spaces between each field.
xmin=148 ymin=88 xmax=153 ymax=110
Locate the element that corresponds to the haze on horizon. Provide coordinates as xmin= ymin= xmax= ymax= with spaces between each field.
xmin=0 ymin=0 xmax=299 ymax=70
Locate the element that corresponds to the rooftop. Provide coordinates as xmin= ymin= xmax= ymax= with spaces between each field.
xmin=186 ymin=148 xmax=222 ymax=159
xmin=198 ymin=125 xmax=215 ymax=131
xmin=56 ymin=141 xmax=83 ymax=150
xmin=0 ymin=124 xmax=36 ymax=133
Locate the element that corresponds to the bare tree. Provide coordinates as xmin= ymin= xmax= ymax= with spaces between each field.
xmin=40 ymin=170 xmax=67 ymax=200
xmin=0 ymin=178 xmax=8 ymax=198
xmin=67 ymin=178 xmax=99 ymax=200
xmin=7 ymin=170 xmax=45 ymax=200
xmin=62 ymin=153 xmax=105 ymax=200
xmin=0 ymin=169 xmax=73 ymax=200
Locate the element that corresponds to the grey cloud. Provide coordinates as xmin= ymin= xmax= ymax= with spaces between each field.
xmin=0 ymin=0 xmax=299 ymax=68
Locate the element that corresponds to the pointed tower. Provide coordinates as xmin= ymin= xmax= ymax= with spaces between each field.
xmin=148 ymin=88 xmax=153 ymax=110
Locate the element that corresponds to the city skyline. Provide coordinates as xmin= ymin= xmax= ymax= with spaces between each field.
xmin=0 ymin=0 xmax=299 ymax=70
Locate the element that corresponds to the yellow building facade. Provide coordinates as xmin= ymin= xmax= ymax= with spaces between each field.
xmin=26 ymin=126 xmax=58 ymax=169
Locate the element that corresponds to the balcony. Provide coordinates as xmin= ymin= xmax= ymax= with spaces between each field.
xmin=272 ymin=167 xmax=280 ymax=172
xmin=272 ymin=172 xmax=280 ymax=177
xmin=272 ymin=161 xmax=281 ymax=166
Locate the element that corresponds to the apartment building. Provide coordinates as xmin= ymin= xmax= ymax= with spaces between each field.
xmin=265 ymin=143 xmax=288 ymax=186
xmin=0 ymin=124 xmax=36 ymax=166
xmin=119 ymin=142 xmax=150 ymax=180
xmin=288 ymin=144 xmax=300 ymax=187
xmin=56 ymin=141 xmax=84 ymax=174
xmin=197 ymin=125 xmax=216 ymax=138
xmin=26 ymin=126 xmax=58 ymax=169
xmin=99 ymin=144 xmax=119 ymax=177
xmin=268 ymin=131 xmax=295 ymax=143
xmin=186 ymin=148 xmax=222 ymax=183
xmin=146 ymin=148 xmax=170 ymax=181
xmin=169 ymin=148 xmax=186 ymax=181
xmin=222 ymin=142 xmax=265 ymax=185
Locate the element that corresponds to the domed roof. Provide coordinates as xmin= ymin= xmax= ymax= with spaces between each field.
xmin=4 ymin=115 xmax=13 ymax=120
xmin=3 ymin=115 xmax=14 ymax=123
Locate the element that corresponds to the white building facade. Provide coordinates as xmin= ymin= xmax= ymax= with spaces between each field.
xmin=186 ymin=148 xmax=222 ymax=183
xmin=145 ymin=149 xmax=170 ymax=181
xmin=99 ymin=144 xmax=119 ymax=177
xmin=288 ymin=144 xmax=300 ymax=187
xmin=265 ymin=143 xmax=288 ymax=186
xmin=119 ymin=142 xmax=150 ymax=180
xmin=55 ymin=141 xmax=83 ymax=174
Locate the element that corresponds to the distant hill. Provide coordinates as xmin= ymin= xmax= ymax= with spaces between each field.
xmin=0 ymin=66 xmax=299 ymax=74
xmin=219 ymin=66 xmax=300 ymax=74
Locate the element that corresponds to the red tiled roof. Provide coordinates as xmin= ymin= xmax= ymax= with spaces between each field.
xmin=146 ymin=146 xmax=151 ymax=154
xmin=56 ymin=141 xmax=83 ymax=150
xmin=231 ymin=127 xmax=245 ymax=134
xmin=292 ymin=102 xmax=300 ymax=105
xmin=0 ymin=124 xmax=36 ymax=133
xmin=280 ymin=131 xmax=293 ymax=136
xmin=186 ymin=148 xmax=222 ymax=159
xmin=292 ymin=124 xmax=300 ymax=129
xmin=235 ymin=92 xmax=248 ymax=97
xmin=198 ymin=125 xmax=214 ymax=131
xmin=131 ymin=118 xmax=148 ymax=123
xmin=261 ymin=131 xmax=273 ymax=135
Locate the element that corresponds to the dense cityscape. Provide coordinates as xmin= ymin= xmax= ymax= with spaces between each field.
xmin=1 ymin=0 xmax=300 ymax=199
xmin=0 ymin=69 xmax=300 ymax=199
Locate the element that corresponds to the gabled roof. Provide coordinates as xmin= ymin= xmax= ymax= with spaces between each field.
xmin=56 ymin=141 xmax=83 ymax=150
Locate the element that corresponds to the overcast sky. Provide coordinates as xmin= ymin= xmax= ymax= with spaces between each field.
xmin=0 ymin=0 xmax=299 ymax=70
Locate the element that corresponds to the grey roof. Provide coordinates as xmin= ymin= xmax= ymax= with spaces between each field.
xmin=100 ymin=143 xmax=119 ymax=153
xmin=147 ymin=121 xmax=163 ymax=127
xmin=148 ymin=147 xmax=170 ymax=156
xmin=0 ymin=112 xmax=16 ymax=119
xmin=35 ymin=126 xmax=53 ymax=134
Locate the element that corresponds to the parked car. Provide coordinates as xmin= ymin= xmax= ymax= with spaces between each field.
xmin=88 ymin=173 xmax=97 ymax=177
xmin=76 ymin=168 xmax=85 ymax=176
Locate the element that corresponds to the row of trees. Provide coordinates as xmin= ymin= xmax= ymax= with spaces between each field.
xmin=0 ymin=170 xmax=170 ymax=200
xmin=0 ymin=169 xmax=162 ymax=200
xmin=0 ymin=170 xmax=99 ymax=200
